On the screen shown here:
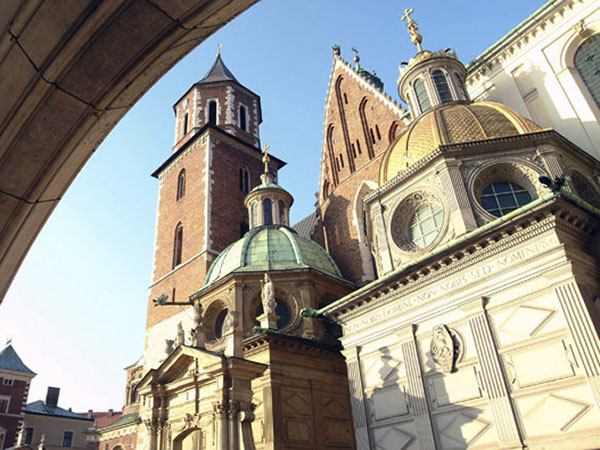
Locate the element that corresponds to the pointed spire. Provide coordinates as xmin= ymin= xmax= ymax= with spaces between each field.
xmin=199 ymin=52 xmax=239 ymax=85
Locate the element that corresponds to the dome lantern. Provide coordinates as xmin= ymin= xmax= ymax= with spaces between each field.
xmin=397 ymin=8 xmax=469 ymax=118
xmin=244 ymin=144 xmax=294 ymax=230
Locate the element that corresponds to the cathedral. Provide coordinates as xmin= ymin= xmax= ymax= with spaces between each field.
xmin=89 ymin=1 xmax=600 ymax=449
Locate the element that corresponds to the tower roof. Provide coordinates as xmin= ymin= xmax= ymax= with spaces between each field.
xmin=0 ymin=344 xmax=35 ymax=374
xmin=198 ymin=54 xmax=239 ymax=85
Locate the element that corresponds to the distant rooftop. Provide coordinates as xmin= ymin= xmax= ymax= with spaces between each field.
xmin=26 ymin=400 xmax=93 ymax=421
xmin=0 ymin=344 xmax=35 ymax=375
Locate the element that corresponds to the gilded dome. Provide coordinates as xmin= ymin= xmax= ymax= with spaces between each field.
xmin=204 ymin=225 xmax=343 ymax=287
xmin=379 ymin=101 xmax=541 ymax=183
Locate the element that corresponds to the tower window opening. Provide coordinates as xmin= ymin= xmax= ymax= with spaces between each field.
xmin=351 ymin=143 xmax=357 ymax=157
xmin=183 ymin=112 xmax=189 ymax=135
xmin=336 ymin=157 xmax=341 ymax=171
xmin=208 ymin=100 xmax=217 ymax=125
xmin=239 ymin=105 xmax=247 ymax=131
xmin=356 ymin=140 xmax=362 ymax=154
xmin=370 ymin=128 xmax=376 ymax=144
xmin=433 ymin=70 xmax=453 ymax=103
xmin=240 ymin=166 xmax=250 ymax=194
xmin=278 ymin=200 xmax=287 ymax=225
xmin=343 ymin=92 xmax=348 ymax=104
xmin=339 ymin=154 xmax=344 ymax=168
xmin=240 ymin=220 xmax=249 ymax=237
xmin=176 ymin=169 xmax=186 ymax=201
xmin=172 ymin=287 xmax=176 ymax=303
xmin=263 ymin=198 xmax=273 ymax=225
xmin=173 ymin=223 xmax=183 ymax=268
xmin=414 ymin=78 xmax=431 ymax=112
xmin=251 ymin=201 xmax=258 ymax=228
xmin=375 ymin=124 xmax=381 ymax=141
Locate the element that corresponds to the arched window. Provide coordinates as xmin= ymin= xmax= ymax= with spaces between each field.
xmin=575 ymin=34 xmax=600 ymax=109
xmin=183 ymin=112 xmax=189 ymax=135
xmin=251 ymin=201 xmax=258 ymax=227
xmin=323 ymin=179 xmax=330 ymax=200
xmin=239 ymin=105 xmax=247 ymax=131
xmin=263 ymin=198 xmax=273 ymax=225
xmin=176 ymin=169 xmax=186 ymax=200
xmin=208 ymin=100 xmax=217 ymax=125
xmin=432 ymin=70 xmax=453 ymax=103
xmin=173 ymin=223 xmax=183 ymax=268
xmin=239 ymin=166 xmax=250 ymax=194
xmin=414 ymin=78 xmax=431 ymax=112
xmin=278 ymin=200 xmax=286 ymax=225
xmin=480 ymin=182 xmax=532 ymax=217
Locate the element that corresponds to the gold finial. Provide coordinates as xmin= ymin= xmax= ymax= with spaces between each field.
xmin=262 ymin=143 xmax=270 ymax=173
xmin=217 ymin=43 xmax=223 ymax=56
xmin=401 ymin=8 xmax=423 ymax=52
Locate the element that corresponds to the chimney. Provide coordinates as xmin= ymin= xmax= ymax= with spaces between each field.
xmin=108 ymin=409 xmax=113 ymax=417
xmin=87 ymin=409 xmax=93 ymax=418
xmin=45 ymin=387 xmax=60 ymax=407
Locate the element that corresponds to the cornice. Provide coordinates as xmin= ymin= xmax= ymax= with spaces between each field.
xmin=466 ymin=0 xmax=582 ymax=81
xmin=323 ymin=197 xmax=599 ymax=320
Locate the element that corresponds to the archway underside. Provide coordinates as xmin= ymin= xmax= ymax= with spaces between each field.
xmin=0 ymin=0 xmax=259 ymax=302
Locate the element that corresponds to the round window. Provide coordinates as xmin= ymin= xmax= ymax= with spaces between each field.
xmin=571 ymin=172 xmax=600 ymax=207
xmin=480 ymin=182 xmax=532 ymax=217
xmin=409 ymin=204 xmax=444 ymax=248
xmin=255 ymin=300 xmax=291 ymax=329
xmin=214 ymin=309 xmax=228 ymax=339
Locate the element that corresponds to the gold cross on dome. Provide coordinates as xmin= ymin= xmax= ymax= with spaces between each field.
xmin=401 ymin=7 xmax=423 ymax=52
xmin=262 ymin=143 xmax=270 ymax=173
xmin=401 ymin=8 xmax=414 ymax=22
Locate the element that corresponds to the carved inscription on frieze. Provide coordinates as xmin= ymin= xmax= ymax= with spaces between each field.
xmin=344 ymin=236 xmax=556 ymax=332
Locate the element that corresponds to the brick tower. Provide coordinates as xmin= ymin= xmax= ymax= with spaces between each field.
xmin=146 ymin=53 xmax=285 ymax=332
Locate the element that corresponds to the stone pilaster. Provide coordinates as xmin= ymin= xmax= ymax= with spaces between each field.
xmin=399 ymin=325 xmax=437 ymax=450
xmin=228 ymin=400 xmax=240 ymax=450
xmin=213 ymin=401 xmax=228 ymax=450
xmin=556 ymin=281 xmax=600 ymax=408
xmin=462 ymin=298 xmax=523 ymax=448
xmin=342 ymin=346 xmax=372 ymax=449
xmin=438 ymin=159 xmax=477 ymax=232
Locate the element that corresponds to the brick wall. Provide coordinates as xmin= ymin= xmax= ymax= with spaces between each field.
xmin=317 ymin=59 xmax=407 ymax=284
xmin=0 ymin=376 xmax=30 ymax=448
xmin=147 ymin=129 xmax=273 ymax=329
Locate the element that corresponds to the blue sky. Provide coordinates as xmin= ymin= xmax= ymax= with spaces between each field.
xmin=0 ymin=0 xmax=544 ymax=411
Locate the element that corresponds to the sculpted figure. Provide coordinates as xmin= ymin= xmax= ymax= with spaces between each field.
xmin=261 ymin=272 xmax=276 ymax=314
xmin=222 ymin=311 xmax=236 ymax=334
xmin=176 ymin=321 xmax=185 ymax=345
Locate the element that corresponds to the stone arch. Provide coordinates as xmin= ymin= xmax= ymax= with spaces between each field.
xmin=0 ymin=1 xmax=258 ymax=303
xmin=559 ymin=22 xmax=600 ymax=120
xmin=173 ymin=427 xmax=202 ymax=450
xmin=353 ymin=181 xmax=378 ymax=282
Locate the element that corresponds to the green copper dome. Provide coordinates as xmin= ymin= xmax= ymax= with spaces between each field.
xmin=204 ymin=225 xmax=343 ymax=286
